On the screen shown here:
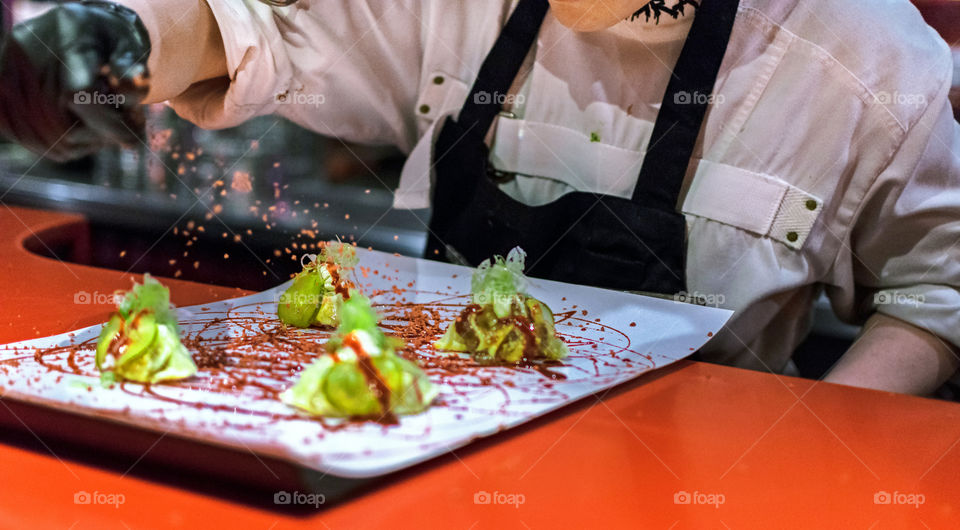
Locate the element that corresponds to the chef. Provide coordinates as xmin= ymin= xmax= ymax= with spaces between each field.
xmin=1 ymin=0 xmax=959 ymax=396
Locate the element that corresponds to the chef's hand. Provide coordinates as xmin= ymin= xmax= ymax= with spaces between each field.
xmin=0 ymin=1 xmax=150 ymax=162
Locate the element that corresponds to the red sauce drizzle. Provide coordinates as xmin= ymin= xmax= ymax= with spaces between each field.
xmin=326 ymin=264 xmax=354 ymax=299
xmin=2 ymin=290 xmax=660 ymax=441
xmin=452 ymin=304 xmax=563 ymax=377
xmin=343 ymin=333 xmax=398 ymax=425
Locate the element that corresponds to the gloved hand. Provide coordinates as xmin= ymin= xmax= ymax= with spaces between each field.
xmin=0 ymin=1 xmax=151 ymax=162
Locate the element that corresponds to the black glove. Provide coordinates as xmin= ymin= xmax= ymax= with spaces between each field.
xmin=0 ymin=1 xmax=151 ymax=162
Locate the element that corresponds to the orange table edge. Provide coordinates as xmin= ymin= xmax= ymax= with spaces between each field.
xmin=1 ymin=205 xmax=959 ymax=529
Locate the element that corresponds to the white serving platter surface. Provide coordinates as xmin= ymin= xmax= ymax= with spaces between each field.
xmin=0 ymin=249 xmax=732 ymax=478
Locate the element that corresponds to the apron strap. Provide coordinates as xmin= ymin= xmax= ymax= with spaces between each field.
xmin=632 ymin=0 xmax=742 ymax=206
xmin=456 ymin=0 xmax=549 ymax=138
xmin=455 ymin=0 xmax=742 ymax=210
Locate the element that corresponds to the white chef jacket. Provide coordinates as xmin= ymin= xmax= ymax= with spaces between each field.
xmin=117 ymin=0 xmax=960 ymax=373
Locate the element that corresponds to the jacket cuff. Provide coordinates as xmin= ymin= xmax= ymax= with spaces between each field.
xmin=873 ymin=283 xmax=960 ymax=351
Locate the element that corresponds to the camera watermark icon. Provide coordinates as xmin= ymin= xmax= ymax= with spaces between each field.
xmin=874 ymin=291 xmax=925 ymax=308
xmin=473 ymin=91 xmax=525 ymax=106
xmin=274 ymin=91 xmax=326 ymax=108
xmin=873 ymin=91 xmax=926 ymax=109
xmin=472 ymin=291 xmax=525 ymax=308
xmin=273 ymin=490 xmax=326 ymax=508
xmin=673 ymin=91 xmax=725 ymax=106
xmin=73 ymin=91 xmax=125 ymax=109
xmin=674 ymin=490 xmax=725 ymax=508
xmin=674 ymin=290 xmax=726 ymax=308
xmin=73 ymin=290 xmax=123 ymax=306
xmin=474 ymin=490 xmax=526 ymax=508
xmin=874 ymin=491 xmax=925 ymax=508
xmin=278 ymin=291 xmax=325 ymax=306
xmin=74 ymin=490 xmax=125 ymax=508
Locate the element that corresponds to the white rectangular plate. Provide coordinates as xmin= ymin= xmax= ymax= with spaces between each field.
xmin=0 ymin=249 xmax=732 ymax=478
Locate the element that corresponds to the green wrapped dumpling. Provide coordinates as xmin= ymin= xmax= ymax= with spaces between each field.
xmin=280 ymin=295 xmax=437 ymax=421
xmin=435 ymin=247 xmax=567 ymax=363
xmin=95 ymin=274 xmax=196 ymax=383
xmin=277 ymin=242 xmax=358 ymax=328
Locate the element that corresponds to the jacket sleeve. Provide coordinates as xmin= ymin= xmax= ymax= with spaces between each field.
xmin=830 ymin=76 xmax=960 ymax=350
xmin=114 ymin=0 xmax=426 ymax=150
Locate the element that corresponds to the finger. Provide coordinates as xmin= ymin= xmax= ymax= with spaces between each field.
xmin=46 ymin=137 xmax=102 ymax=163
xmin=0 ymin=39 xmax=85 ymax=159
xmin=106 ymin=48 xmax=149 ymax=92
xmin=0 ymin=6 xmax=108 ymax=160
xmin=6 ymin=109 xmax=95 ymax=163
xmin=68 ymin=95 xmax=144 ymax=148
xmin=56 ymin=19 xmax=105 ymax=96
xmin=58 ymin=38 xmax=143 ymax=148
xmin=106 ymin=50 xmax=149 ymax=145
xmin=24 ymin=97 xmax=102 ymax=161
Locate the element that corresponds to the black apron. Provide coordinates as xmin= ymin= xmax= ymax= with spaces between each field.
xmin=426 ymin=0 xmax=741 ymax=294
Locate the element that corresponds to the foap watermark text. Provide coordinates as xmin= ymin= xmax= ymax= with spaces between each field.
xmin=674 ymin=291 xmax=726 ymax=308
xmin=473 ymin=91 xmax=525 ymax=106
xmin=74 ymin=91 xmax=125 ymax=108
xmin=873 ymin=91 xmax=926 ymax=109
xmin=74 ymin=290 xmax=123 ymax=305
xmin=874 ymin=291 xmax=925 ymax=308
xmin=674 ymin=91 xmax=725 ymax=106
xmin=274 ymin=490 xmax=326 ymax=508
xmin=74 ymin=490 xmax=125 ymax=508
xmin=474 ymin=490 xmax=525 ymax=508
xmin=674 ymin=490 xmax=726 ymax=508
xmin=274 ymin=91 xmax=326 ymax=108
xmin=874 ymin=491 xmax=925 ymax=508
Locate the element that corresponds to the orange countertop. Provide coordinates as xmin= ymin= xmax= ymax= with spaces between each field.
xmin=1 ymin=205 xmax=959 ymax=529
